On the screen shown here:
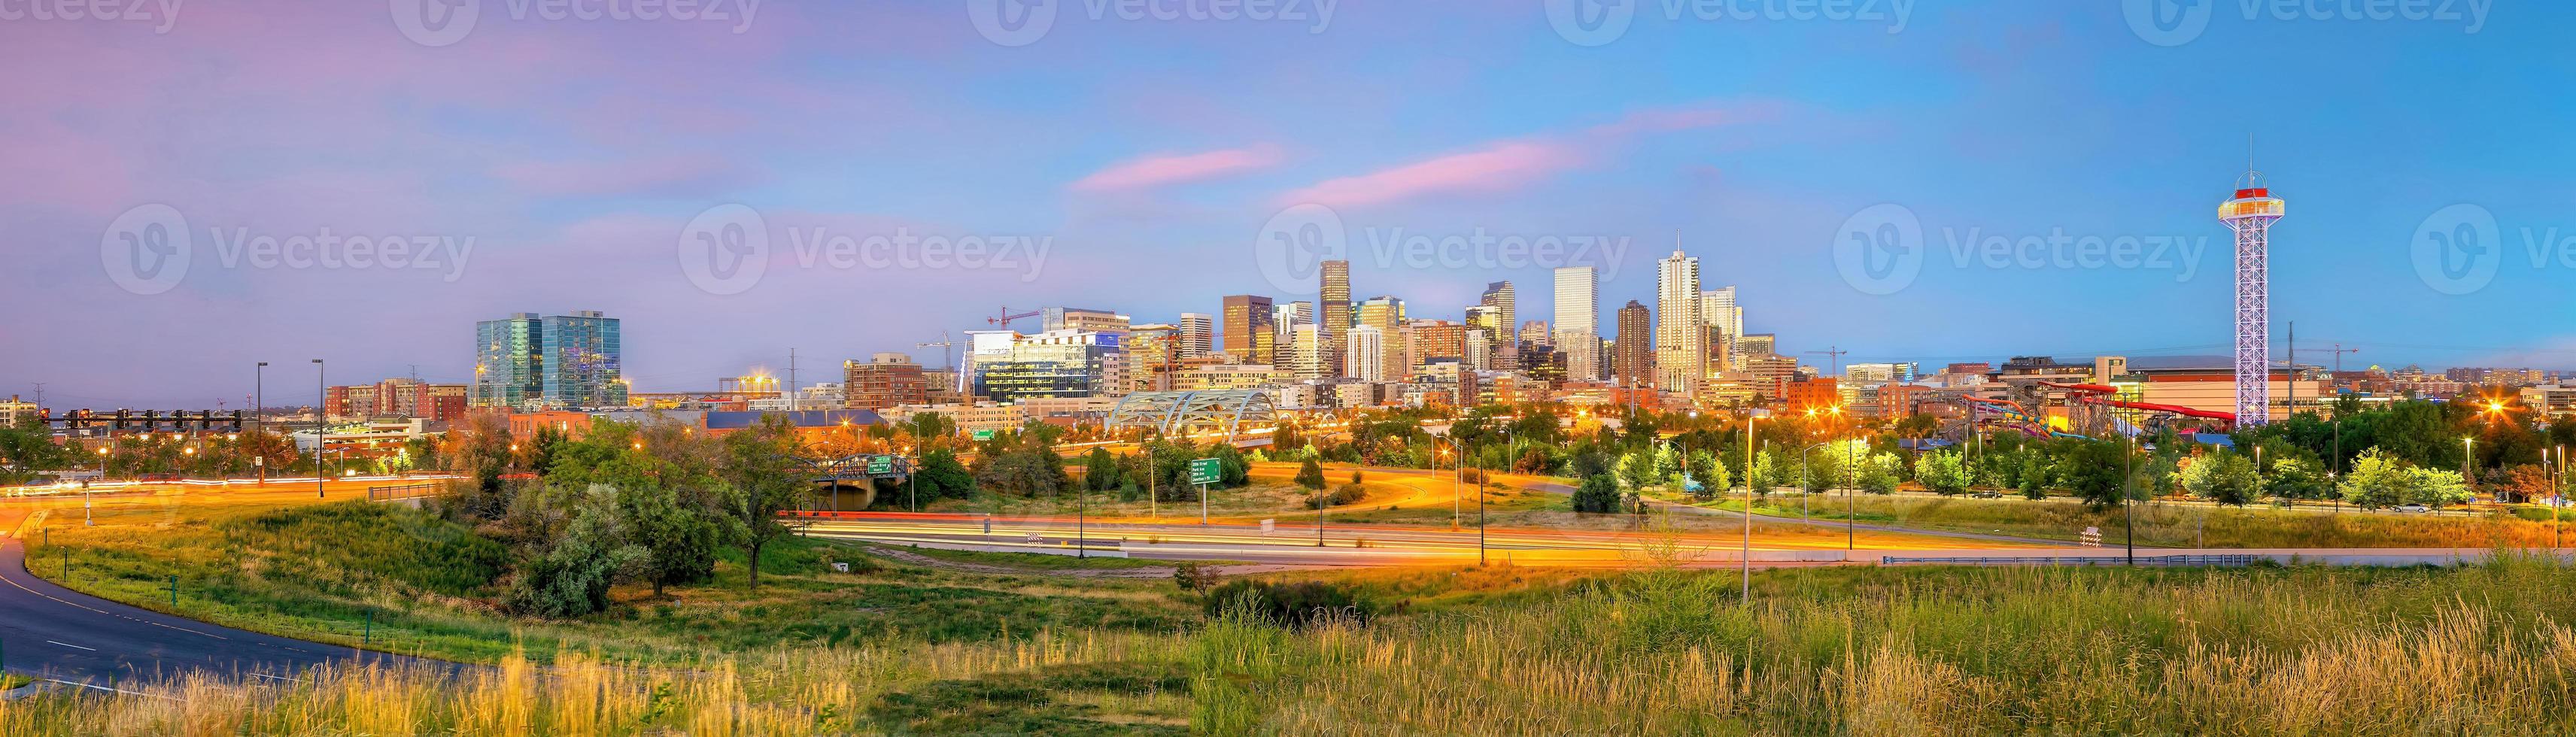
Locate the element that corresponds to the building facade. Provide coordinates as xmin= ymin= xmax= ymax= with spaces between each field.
xmin=844 ymin=353 xmax=931 ymax=411
xmin=475 ymin=311 xmax=626 ymax=411
xmin=1654 ymin=250 xmax=1706 ymax=398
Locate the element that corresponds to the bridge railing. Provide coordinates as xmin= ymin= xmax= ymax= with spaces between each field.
xmin=1880 ymin=554 xmax=2264 ymax=568
xmin=366 ymin=482 xmax=441 ymax=502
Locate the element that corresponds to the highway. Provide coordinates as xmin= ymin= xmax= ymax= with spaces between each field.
xmin=0 ymin=535 xmax=435 ymax=693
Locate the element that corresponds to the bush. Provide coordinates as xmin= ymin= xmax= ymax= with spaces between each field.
xmin=1571 ymin=473 xmax=1622 ymax=514
xmin=1457 ymin=467 xmax=1488 ymax=484
xmin=1305 ymin=483 xmax=1366 ymax=509
xmin=1293 ymin=458 xmax=1327 ymax=490
xmin=1172 ymin=561 xmax=1211 ymax=592
xmin=1204 ymin=579 xmax=1368 ymax=629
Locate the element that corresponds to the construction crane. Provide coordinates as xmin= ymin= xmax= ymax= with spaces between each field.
xmin=1804 ymin=346 xmax=1850 ymax=377
xmin=987 ymin=306 xmax=1042 ymax=327
xmin=916 ymin=331 xmax=966 ymax=394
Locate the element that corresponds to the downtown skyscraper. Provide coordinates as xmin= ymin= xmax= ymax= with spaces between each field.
xmin=1615 ymin=300 xmax=1651 ymax=387
xmin=473 ymin=310 xmax=627 ymax=411
xmin=1553 ymin=266 xmax=1599 ymax=381
xmin=1319 ymin=259 xmax=1350 ymax=377
xmin=1221 ymin=295 xmax=1274 ymax=364
xmin=1480 ymin=281 xmax=1517 ymax=362
xmin=1655 ymin=250 xmax=1706 ymax=398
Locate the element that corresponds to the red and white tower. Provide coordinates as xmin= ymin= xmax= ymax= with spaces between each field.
xmin=2219 ymin=172 xmax=2283 ymax=426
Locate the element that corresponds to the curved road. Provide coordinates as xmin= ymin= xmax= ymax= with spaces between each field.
xmin=0 ymin=535 xmax=432 ymax=691
xmin=1506 ymin=476 xmax=2085 ymax=548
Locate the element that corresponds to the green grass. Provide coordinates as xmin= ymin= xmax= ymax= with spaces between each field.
xmin=0 ymin=675 xmax=31 ymax=691
xmin=1657 ymin=490 xmax=2576 ymax=548
xmin=876 ymin=544 xmax=1182 ymax=570
xmin=29 ymin=500 xmax=1201 ymax=665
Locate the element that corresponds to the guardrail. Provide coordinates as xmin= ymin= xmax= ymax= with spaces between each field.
xmin=1881 ymin=554 xmax=2264 ymax=568
xmin=366 ymin=483 xmax=440 ymax=502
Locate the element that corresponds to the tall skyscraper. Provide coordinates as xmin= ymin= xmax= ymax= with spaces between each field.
xmin=1655 ymin=250 xmax=1706 ymax=398
xmin=1615 ymin=300 xmax=1651 ymax=387
xmin=1177 ymin=313 xmax=1214 ymax=358
xmin=475 ymin=310 xmax=627 ymax=411
xmin=1700 ymin=287 xmax=1741 ymax=371
xmin=1555 ymin=266 xmax=1601 ymax=381
xmin=1286 ymin=323 xmax=1328 ymax=380
xmin=1319 ymin=259 xmax=1351 ymax=375
xmin=1344 ymin=325 xmax=1386 ymax=382
xmin=1222 ymin=295 xmax=1276 ymax=364
xmin=1273 ymin=300 xmax=1313 ymax=347
xmin=1356 ymin=296 xmax=1407 ymax=380
xmin=1481 ymin=281 xmax=1517 ymax=361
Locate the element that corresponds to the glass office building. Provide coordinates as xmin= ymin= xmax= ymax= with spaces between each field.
xmin=474 ymin=311 xmax=627 ymax=410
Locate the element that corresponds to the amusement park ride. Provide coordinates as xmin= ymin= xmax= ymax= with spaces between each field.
xmin=1952 ymin=381 xmax=2237 ymax=442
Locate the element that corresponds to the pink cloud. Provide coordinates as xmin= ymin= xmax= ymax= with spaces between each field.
xmin=1276 ymin=141 xmax=1581 ymax=208
xmin=1274 ymin=100 xmax=1783 ymax=208
xmin=1068 ymin=145 xmax=1283 ymax=192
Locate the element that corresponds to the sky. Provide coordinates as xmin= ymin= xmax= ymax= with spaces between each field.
xmin=3 ymin=0 xmax=2570 ymax=408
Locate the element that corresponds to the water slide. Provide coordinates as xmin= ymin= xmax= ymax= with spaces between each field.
xmin=1962 ymin=396 xmax=2091 ymax=439
xmin=2038 ymin=382 xmax=2237 ymax=429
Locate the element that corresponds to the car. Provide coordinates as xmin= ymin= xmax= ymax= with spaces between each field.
xmin=2393 ymin=504 xmax=2429 ymax=514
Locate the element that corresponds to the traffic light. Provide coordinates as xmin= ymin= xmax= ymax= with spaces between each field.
xmin=113 ymin=409 xmax=131 ymax=430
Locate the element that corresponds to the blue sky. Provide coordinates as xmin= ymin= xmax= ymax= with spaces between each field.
xmin=2 ymin=0 xmax=2567 ymax=407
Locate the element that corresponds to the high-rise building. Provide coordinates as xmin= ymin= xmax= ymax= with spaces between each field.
xmin=1222 ymin=295 xmax=1275 ymax=363
xmin=1553 ymin=266 xmax=1598 ymax=336
xmin=1700 ymin=287 xmax=1741 ymax=371
xmin=475 ymin=310 xmax=626 ymax=411
xmin=1177 ymin=313 xmax=1214 ymax=359
xmin=1320 ymin=260 xmax=1351 ymax=375
xmin=1273 ymin=300 xmax=1312 ymax=348
xmin=971 ymin=329 xmax=1119 ymax=402
xmin=1286 ymin=323 xmax=1328 ymax=380
xmin=1344 ymin=325 xmax=1386 ymax=382
xmin=844 ymin=353 xmax=931 ymax=410
xmin=1481 ymin=281 xmax=1517 ymax=361
xmin=1356 ymin=296 xmax=1407 ymax=381
xmin=1412 ymin=320 xmax=1466 ymax=363
xmin=1615 ymin=299 xmax=1651 ymax=387
xmin=1518 ymin=320 xmax=1552 ymax=351
xmin=326 ymin=378 xmax=468 ymax=421
xmin=1042 ymin=307 xmax=1130 ymax=334
xmin=1655 ymin=250 xmax=1706 ymax=398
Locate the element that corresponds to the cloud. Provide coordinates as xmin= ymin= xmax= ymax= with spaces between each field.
xmin=1068 ymin=144 xmax=1284 ymax=192
xmin=1276 ymin=141 xmax=1584 ymax=208
xmin=1274 ymin=99 xmax=1783 ymax=208
xmin=491 ymin=155 xmax=755 ymax=198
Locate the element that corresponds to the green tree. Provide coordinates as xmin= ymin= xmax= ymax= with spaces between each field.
xmin=1571 ymin=473 xmax=1622 ymax=514
xmin=1083 ymin=447 xmax=1119 ymax=492
xmin=1293 ymin=457 xmax=1327 ymax=490
xmin=506 ymin=484 xmax=646 ymax=617
xmin=719 ymin=416 xmax=809 ymax=590
xmin=2179 ymin=452 xmax=2260 ymax=507
xmin=2059 ymin=441 xmax=2128 ymax=510
xmin=1856 ymin=452 xmax=1901 ymax=495
xmin=1918 ymin=450 xmax=1972 ymax=496
xmin=1748 ymin=451 xmax=1777 ymax=497
xmin=1618 ymin=450 xmax=1657 ymax=493
xmin=2338 ymin=448 xmax=2410 ymax=509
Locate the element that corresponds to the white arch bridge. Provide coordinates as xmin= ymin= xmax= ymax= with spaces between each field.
xmin=1104 ymin=390 xmax=1277 ymax=446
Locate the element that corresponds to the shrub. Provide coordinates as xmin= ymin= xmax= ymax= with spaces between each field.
xmin=1204 ymin=579 xmax=1368 ymax=628
xmin=1293 ymin=458 xmax=1326 ymax=490
xmin=1305 ymin=483 xmax=1366 ymax=509
xmin=1173 ymin=561 xmax=1211 ymax=592
xmin=1572 ymin=473 xmax=1622 ymax=514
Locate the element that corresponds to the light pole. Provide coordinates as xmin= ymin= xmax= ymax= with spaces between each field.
xmin=1742 ymin=408 xmax=1768 ymax=605
xmin=254 ymin=362 xmax=268 ymax=486
xmin=311 ymin=359 xmax=324 ymax=499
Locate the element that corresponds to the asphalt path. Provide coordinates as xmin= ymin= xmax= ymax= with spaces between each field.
xmin=0 ymin=535 xmax=439 ymax=692
xmin=1507 ymin=477 xmax=2087 ymax=547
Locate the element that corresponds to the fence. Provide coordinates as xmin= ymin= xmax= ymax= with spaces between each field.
xmin=1880 ymin=554 xmax=2264 ymax=568
xmin=366 ymin=483 xmax=440 ymax=502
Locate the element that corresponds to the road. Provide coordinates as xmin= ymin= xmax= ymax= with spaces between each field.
xmin=0 ymin=532 xmax=433 ymax=692
xmin=1505 ymin=475 xmax=2079 ymax=547
xmin=796 ymin=511 xmax=1976 ymax=568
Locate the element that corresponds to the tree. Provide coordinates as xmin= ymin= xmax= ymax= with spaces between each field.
xmin=2059 ymin=441 xmax=2128 ymax=511
xmin=1748 ymin=451 xmax=1777 ymax=497
xmin=1918 ymin=450 xmax=1972 ymax=496
xmin=720 ymin=416 xmax=810 ymax=590
xmin=1083 ymin=447 xmax=1118 ymax=492
xmin=1571 ymin=473 xmax=1622 ymax=514
xmin=913 ymin=448 xmax=974 ymax=500
xmin=2178 ymin=452 xmax=2260 ymax=507
xmin=1618 ymin=450 xmax=1658 ymax=493
xmin=2266 ymin=456 xmax=2331 ymax=501
xmin=619 ymin=481 xmax=723 ymax=597
xmin=506 ymin=484 xmax=646 ymax=617
xmin=2339 ymin=448 xmax=2410 ymax=509
xmin=1856 ymin=452 xmax=1901 ymax=496
xmin=1690 ymin=451 xmax=1729 ymax=502
xmin=1293 ymin=457 xmax=1327 ymax=490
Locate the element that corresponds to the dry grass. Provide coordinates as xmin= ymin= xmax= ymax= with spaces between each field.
xmin=0 ymin=629 xmax=1189 ymax=735
xmin=1195 ymin=555 xmax=2576 ymax=735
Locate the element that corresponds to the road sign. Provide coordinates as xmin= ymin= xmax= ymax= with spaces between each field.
xmin=866 ymin=456 xmax=893 ymax=475
xmin=1187 ymin=457 xmax=1222 ymax=485
xmin=971 ymin=429 xmax=996 ymax=441
xmin=2079 ymin=526 xmax=2103 ymax=547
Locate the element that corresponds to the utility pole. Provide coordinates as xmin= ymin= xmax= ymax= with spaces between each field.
xmin=29 ymin=383 xmax=42 ymax=413
xmin=313 ymin=359 xmax=325 ymax=498
xmin=255 ymin=362 xmax=268 ymax=486
xmin=2285 ymin=322 xmax=2295 ymax=420
xmin=2324 ymin=344 xmax=2361 ymax=487
xmin=787 ymin=348 xmax=799 ymax=412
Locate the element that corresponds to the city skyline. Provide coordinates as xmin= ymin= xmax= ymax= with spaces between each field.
xmin=8 ymin=2 xmax=2574 ymax=407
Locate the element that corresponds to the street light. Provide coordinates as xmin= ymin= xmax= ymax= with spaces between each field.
xmin=255 ymin=361 xmax=268 ymax=486
xmin=312 ymin=359 xmax=324 ymax=499
xmin=1742 ymin=408 xmax=1769 ymax=605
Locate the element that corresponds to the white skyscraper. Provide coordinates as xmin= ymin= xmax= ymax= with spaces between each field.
xmin=1286 ymin=323 xmax=1328 ymax=380
xmin=1344 ymin=325 xmax=1386 ymax=382
xmin=1554 ymin=266 xmax=1600 ymax=381
xmin=1177 ymin=313 xmax=1214 ymax=359
xmin=1700 ymin=287 xmax=1741 ymax=372
xmin=1273 ymin=301 xmax=1312 ymax=347
xmin=1656 ymin=250 xmax=1706 ymax=397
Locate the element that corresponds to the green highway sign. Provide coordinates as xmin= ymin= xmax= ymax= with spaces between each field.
xmin=866 ymin=456 xmax=893 ymax=475
xmin=971 ymin=429 xmax=996 ymax=441
xmin=1187 ymin=457 xmax=1223 ymax=485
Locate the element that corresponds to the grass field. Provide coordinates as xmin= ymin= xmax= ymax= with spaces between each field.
xmin=1661 ymin=490 xmax=2576 ymax=548
xmin=22 ymin=502 xmax=1201 ymax=665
